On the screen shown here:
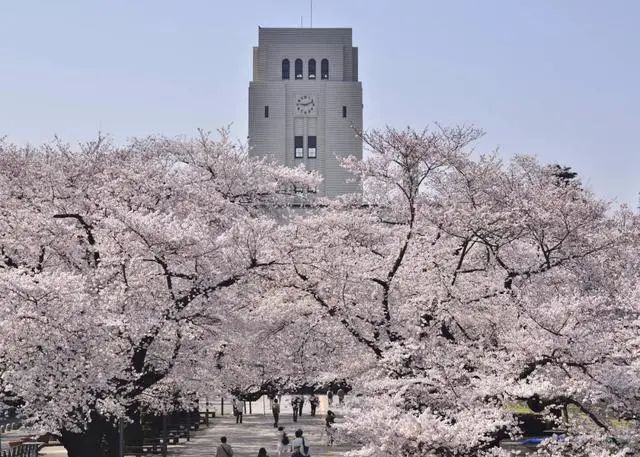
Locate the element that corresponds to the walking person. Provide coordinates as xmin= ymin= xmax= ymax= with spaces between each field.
xmin=325 ymin=410 xmax=336 ymax=446
xmin=216 ymin=436 xmax=234 ymax=457
xmin=337 ymin=387 xmax=345 ymax=405
xmin=271 ymin=398 xmax=280 ymax=427
xmin=327 ymin=389 xmax=334 ymax=406
xmin=291 ymin=429 xmax=309 ymax=457
xmin=233 ymin=398 xmax=243 ymax=424
xmin=291 ymin=396 xmax=299 ymax=422
xmin=297 ymin=394 xmax=305 ymax=417
xmin=309 ymin=394 xmax=319 ymax=416
xmin=277 ymin=426 xmax=290 ymax=457
xmin=257 ymin=448 xmax=269 ymax=457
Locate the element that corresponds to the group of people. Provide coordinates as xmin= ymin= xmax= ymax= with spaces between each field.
xmin=271 ymin=394 xmax=319 ymax=427
xmin=276 ymin=427 xmax=311 ymax=456
xmin=271 ymin=390 xmax=344 ymax=427
xmin=326 ymin=388 xmax=345 ymax=407
xmin=215 ymin=425 xmax=318 ymax=457
xmin=217 ymin=390 xmax=345 ymax=457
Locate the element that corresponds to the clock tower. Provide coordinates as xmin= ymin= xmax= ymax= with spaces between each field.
xmin=248 ymin=27 xmax=363 ymax=197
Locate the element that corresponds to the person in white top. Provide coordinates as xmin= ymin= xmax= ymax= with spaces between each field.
xmin=291 ymin=429 xmax=309 ymax=457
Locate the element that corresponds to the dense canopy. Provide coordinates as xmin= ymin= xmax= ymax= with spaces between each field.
xmin=1 ymin=127 xmax=638 ymax=456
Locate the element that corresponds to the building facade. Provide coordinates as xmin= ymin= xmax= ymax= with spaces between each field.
xmin=248 ymin=27 xmax=363 ymax=197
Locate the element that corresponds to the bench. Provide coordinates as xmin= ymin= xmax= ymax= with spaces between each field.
xmin=124 ymin=441 xmax=163 ymax=457
xmin=0 ymin=422 xmax=22 ymax=433
xmin=121 ymin=407 xmax=209 ymax=455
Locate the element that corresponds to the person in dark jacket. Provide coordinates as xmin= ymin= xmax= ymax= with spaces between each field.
xmin=271 ymin=398 xmax=280 ymax=427
xmin=291 ymin=396 xmax=299 ymax=422
xmin=277 ymin=426 xmax=290 ymax=456
xmin=325 ymin=410 xmax=336 ymax=446
xmin=309 ymin=394 xmax=319 ymax=416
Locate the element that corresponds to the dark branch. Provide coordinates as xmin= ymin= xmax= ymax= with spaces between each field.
xmin=53 ymin=213 xmax=100 ymax=267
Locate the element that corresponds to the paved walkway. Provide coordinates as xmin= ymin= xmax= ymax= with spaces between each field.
xmin=21 ymin=396 xmax=353 ymax=457
xmin=169 ymin=412 xmax=350 ymax=457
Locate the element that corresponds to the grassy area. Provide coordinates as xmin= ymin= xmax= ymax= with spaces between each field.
xmin=505 ymin=402 xmax=534 ymax=414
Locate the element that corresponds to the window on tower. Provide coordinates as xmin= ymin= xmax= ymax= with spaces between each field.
xmin=294 ymin=136 xmax=304 ymax=158
xmin=308 ymin=136 xmax=317 ymax=158
xmin=295 ymin=59 xmax=303 ymax=79
xmin=321 ymin=59 xmax=329 ymax=79
xmin=308 ymin=59 xmax=316 ymax=79
xmin=342 ymin=106 xmax=347 ymax=118
xmin=282 ymin=59 xmax=290 ymax=80
xmin=264 ymin=106 xmax=269 ymax=118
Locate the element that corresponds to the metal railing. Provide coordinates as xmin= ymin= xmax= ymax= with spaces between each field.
xmin=0 ymin=443 xmax=40 ymax=457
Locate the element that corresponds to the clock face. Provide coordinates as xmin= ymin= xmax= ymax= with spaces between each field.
xmin=296 ymin=95 xmax=316 ymax=115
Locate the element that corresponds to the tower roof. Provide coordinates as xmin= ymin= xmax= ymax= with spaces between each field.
xmin=258 ymin=27 xmax=353 ymax=46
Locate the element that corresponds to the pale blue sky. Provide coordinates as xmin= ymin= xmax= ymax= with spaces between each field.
xmin=1 ymin=1 xmax=638 ymax=205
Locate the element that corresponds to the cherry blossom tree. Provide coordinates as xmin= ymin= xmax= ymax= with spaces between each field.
xmin=2 ymin=123 xmax=637 ymax=457
xmin=0 ymin=130 xmax=318 ymax=456
xmin=271 ymin=126 xmax=638 ymax=456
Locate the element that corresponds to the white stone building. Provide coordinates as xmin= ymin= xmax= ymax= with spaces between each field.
xmin=248 ymin=27 xmax=363 ymax=197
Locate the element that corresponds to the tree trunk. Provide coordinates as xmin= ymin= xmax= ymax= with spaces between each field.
xmin=125 ymin=405 xmax=144 ymax=450
xmin=60 ymin=413 xmax=120 ymax=457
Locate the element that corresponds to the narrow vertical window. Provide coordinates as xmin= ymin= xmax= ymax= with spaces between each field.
xmin=264 ymin=106 xmax=269 ymax=118
xmin=295 ymin=59 xmax=303 ymax=79
xmin=321 ymin=59 xmax=329 ymax=79
xmin=308 ymin=59 xmax=316 ymax=79
xmin=294 ymin=136 xmax=304 ymax=158
xmin=282 ymin=59 xmax=290 ymax=80
xmin=342 ymin=106 xmax=347 ymax=118
xmin=308 ymin=136 xmax=317 ymax=158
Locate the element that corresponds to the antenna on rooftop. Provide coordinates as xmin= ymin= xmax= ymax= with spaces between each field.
xmin=300 ymin=15 xmax=303 ymax=27
xmin=310 ymin=0 xmax=313 ymax=27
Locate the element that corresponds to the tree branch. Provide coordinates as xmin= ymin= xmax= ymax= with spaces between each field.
xmin=53 ymin=213 xmax=100 ymax=267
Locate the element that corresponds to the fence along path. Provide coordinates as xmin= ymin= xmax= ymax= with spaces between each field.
xmin=9 ymin=396 xmax=353 ymax=457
